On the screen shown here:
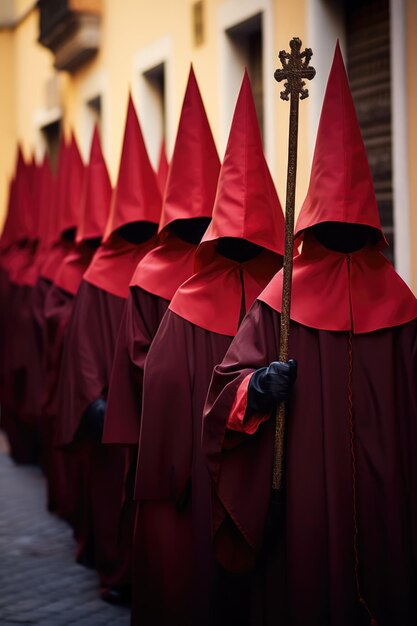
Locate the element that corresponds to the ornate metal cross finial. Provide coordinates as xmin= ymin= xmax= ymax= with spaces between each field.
xmin=274 ymin=37 xmax=316 ymax=101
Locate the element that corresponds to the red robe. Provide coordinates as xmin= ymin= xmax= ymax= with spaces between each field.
xmin=56 ymin=280 xmax=130 ymax=588
xmin=133 ymin=252 xmax=283 ymax=626
xmin=0 ymin=243 xmax=40 ymax=463
xmin=55 ymin=234 xmax=157 ymax=590
xmin=102 ymin=236 xmax=206 ymax=620
xmin=134 ymin=310 xmax=232 ymax=626
xmin=41 ymin=244 xmax=96 ymax=521
xmin=203 ymin=298 xmax=417 ymax=626
xmin=104 ymin=233 xmax=200 ymax=445
xmin=103 ymin=287 xmax=169 ymax=445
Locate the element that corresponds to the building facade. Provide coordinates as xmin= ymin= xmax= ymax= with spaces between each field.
xmin=0 ymin=0 xmax=415 ymax=289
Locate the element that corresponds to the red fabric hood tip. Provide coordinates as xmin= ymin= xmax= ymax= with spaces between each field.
xmin=49 ymin=135 xmax=68 ymax=243
xmin=169 ymin=71 xmax=284 ymax=336
xmin=103 ymin=95 xmax=162 ymax=242
xmin=156 ymin=139 xmax=169 ymax=195
xmin=158 ymin=65 xmax=220 ymax=232
xmin=30 ymin=155 xmax=51 ymax=254
xmin=2 ymin=149 xmax=40 ymax=286
xmin=14 ymin=146 xmax=32 ymax=242
xmin=197 ymin=70 xmax=284 ymax=261
xmin=83 ymin=231 xmax=158 ymax=300
xmin=15 ymin=156 xmax=53 ymax=287
xmin=27 ymin=157 xmax=41 ymax=243
xmin=0 ymin=177 xmax=17 ymax=252
xmin=295 ymin=42 xmax=386 ymax=245
xmin=36 ymin=155 xmax=54 ymax=250
xmin=76 ymin=126 xmax=112 ymax=243
xmin=59 ymin=132 xmax=85 ymax=236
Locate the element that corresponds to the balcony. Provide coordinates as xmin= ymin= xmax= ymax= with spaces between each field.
xmin=37 ymin=0 xmax=102 ymax=73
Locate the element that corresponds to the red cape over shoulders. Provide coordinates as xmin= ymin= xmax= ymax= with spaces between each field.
xmin=259 ymin=236 xmax=417 ymax=333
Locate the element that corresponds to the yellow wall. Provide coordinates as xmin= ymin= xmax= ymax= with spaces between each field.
xmin=0 ymin=0 xmax=312 ymax=227
xmin=407 ymin=0 xmax=417 ymax=292
xmin=63 ymin=0 xmax=234 ymax=181
xmin=0 ymin=2 xmax=53 ymax=229
xmin=14 ymin=9 xmax=54 ymax=155
xmin=0 ymin=29 xmax=16 ymax=220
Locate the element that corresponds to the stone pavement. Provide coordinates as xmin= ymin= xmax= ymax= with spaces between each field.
xmin=0 ymin=439 xmax=130 ymax=626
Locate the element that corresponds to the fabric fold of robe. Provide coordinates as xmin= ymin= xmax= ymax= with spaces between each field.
xmin=56 ymin=280 xmax=133 ymax=589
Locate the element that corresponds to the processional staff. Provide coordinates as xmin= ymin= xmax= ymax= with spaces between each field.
xmin=272 ymin=38 xmax=315 ymax=493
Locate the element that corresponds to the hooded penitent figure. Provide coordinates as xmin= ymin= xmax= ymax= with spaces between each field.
xmin=102 ymin=67 xmax=218 ymax=621
xmin=202 ymin=44 xmax=417 ymax=626
xmin=16 ymin=156 xmax=54 ymax=428
xmin=103 ymin=66 xmax=219 ymax=448
xmin=0 ymin=168 xmax=24 ymax=459
xmin=132 ymin=71 xmax=285 ymax=626
xmin=55 ymin=107 xmax=161 ymax=602
xmin=0 ymin=149 xmax=41 ymax=463
xmin=40 ymin=131 xmax=107 ymax=520
xmin=22 ymin=140 xmax=73 ymax=474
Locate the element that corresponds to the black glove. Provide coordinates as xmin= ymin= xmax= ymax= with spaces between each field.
xmin=84 ymin=397 xmax=107 ymax=442
xmin=248 ymin=359 xmax=297 ymax=413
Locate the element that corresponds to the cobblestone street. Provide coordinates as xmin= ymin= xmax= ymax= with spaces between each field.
xmin=0 ymin=434 xmax=130 ymax=626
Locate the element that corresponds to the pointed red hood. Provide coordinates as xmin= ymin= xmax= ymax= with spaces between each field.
xmin=258 ymin=44 xmax=415 ymax=333
xmin=169 ymin=72 xmax=284 ymax=336
xmin=50 ymin=135 xmax=68 ymax=242
xmin=14 ymin=147 xmax=32 ymax=241
xmin=59 ymin=132 xmax=85 ymax=236
xmin=37 ymin=155 xmax=54 ymax=247
xmin=0 ymin=177 xmax=17 ymax=250
xmin=76 ymin=127 xmax=112 ymax=243
xmin=158 ymin=66 xmax=220 ymax=232
xmin=103 ymin=96 xmax=161 ymax=241
xmin=198 ymin=70 xmax=284 ymax=262
xmin=32 ymin=158 xmax=43 ymax=243
xmin=156 ymin=140 xmax=169 ymax=195
xmin=295 ymin=42 xmax=385 ymax=244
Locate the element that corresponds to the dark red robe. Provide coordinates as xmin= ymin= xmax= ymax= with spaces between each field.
xmin=103 ymin=286 xmax=169 ymax=445
xmin=103 ymin=234 xmax=200 ymax=445
xmin=22 ymin=239 xmax=74 ymax=451
xmin=0 ymin=243 xmax=41 ymax=463
xmin=202 ymin=300 xmax=417 ymax=626
xmin=132 ymin=253 xmax=283 ymax=626
xmin=54 ymin=230 xmax=159 ymax=589
xmin=55 ymin=280 xmax=130 ymax=588
xmin=41 ymin=244 xmax=96 ymax=520
xmin=51 ymin=98 xmax=162 ymax=589
xmin=134 ymin=310 xmax=232 ymax=626
xmin=41 ymin=281 xmax=78 ymax=519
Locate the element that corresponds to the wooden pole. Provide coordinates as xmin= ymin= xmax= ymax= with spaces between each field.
xmin=272 ymin=38 xmax=315 ymax=492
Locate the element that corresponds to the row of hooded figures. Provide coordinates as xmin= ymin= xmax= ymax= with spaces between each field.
xmin=0 ymin=42 xmax=416 ymax=626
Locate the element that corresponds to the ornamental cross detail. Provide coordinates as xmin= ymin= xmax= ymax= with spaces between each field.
xmin=274 ymin=37 xmax=316 ymax=101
